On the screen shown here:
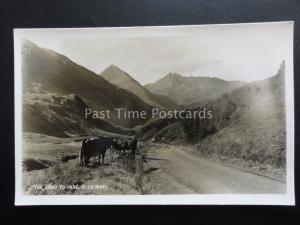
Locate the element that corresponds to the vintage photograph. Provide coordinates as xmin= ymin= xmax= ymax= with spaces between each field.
xmin=14 ymin=22 xmax=294 ymax=205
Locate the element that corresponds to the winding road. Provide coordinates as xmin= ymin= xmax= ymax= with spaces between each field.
xmin=144 ymin=145 xmax=286 ymax=194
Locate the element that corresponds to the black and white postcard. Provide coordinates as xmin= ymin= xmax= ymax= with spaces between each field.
xmin=14 ymin=22 xmax=294 ymax=205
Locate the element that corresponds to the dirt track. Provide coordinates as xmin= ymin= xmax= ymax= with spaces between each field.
xmin=144 ymin=145 xmax=286 ymax=194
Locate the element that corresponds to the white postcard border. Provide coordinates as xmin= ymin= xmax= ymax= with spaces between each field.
xmin=14 ymin=22 xmax=295 ymax=205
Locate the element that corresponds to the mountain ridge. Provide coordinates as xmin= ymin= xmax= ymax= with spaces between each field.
xmin=145 ymin=72 xmax=246 ymax=105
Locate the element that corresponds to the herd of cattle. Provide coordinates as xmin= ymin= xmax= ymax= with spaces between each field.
xmin=79 ymin=136 xmax=138 ymax=167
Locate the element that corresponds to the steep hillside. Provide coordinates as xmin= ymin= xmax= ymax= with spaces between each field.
xmin=145 ymin=73 xmax=245 ymax=105
xmin=101 ymin=65 xmax=177 ymax=108
xmin=141 ymin=62 xmax=286 ymax=168
xmin=23 ymin=84 xmax=126 ymax=137
xmin=22 ymin=40 xmax=153 ymax=128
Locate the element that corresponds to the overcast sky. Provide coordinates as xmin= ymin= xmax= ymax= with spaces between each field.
xmin=17 ymin=22 xmax=293 ymax=84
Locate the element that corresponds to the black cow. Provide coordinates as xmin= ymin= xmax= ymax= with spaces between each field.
xmin=112 ymin=137 xmax=138 ymax=158
xmin=79 ymin=137 xmax=115 ymax=167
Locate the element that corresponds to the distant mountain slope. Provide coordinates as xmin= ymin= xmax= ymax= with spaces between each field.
xmin=145 ymin=73 xmax=245 ymax=105
xmin=23 ymin=87 xmax=126 ymax=137
xmin=141 ymin=62 xmax=286 ymax=168
xmin=101 ymin=65 xmax=177 ymax=108
xmin=22 ymin=40 xmax=153 ymax=128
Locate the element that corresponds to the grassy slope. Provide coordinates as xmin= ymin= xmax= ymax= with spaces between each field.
xmin=194 ymin=68 xmax=286 ymax=168
xmin=23 ymin=157 xmax=153 ymax=195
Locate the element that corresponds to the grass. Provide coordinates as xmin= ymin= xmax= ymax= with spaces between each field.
xmin=22 ymin=151 xmax=154 ymax=195
xmin=22 ymin=132 xmax=155 ymax=195
xmin=22 ymin=158 xmax=56 ymax=172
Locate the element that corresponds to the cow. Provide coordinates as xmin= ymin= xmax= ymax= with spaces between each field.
xmin=79 ymin=137 xmax=115 ymax=167
xmin=112 ymin=137 xmax=138 ymax=158
xmin=79 ymin=139 xmax=88 ymax=166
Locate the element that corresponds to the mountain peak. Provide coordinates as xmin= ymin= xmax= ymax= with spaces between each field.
xmin=101 ymin=65 xmax=177 ymax=108
xmin=100 ymin=64 xmax=136 ymax=84
xmin=22 ymin=39 xmax=38 ymax=48
xmin=145 ymin=72 xmax=246 ymax=105
xmin=104 ymin=64 xmax=126 ymax=73
xmin=165 ymin=73 xmax=183 ymax=79
xmin=106 ymin=64 xmax=120 ymax=70
xmin=160 ymin=73 xmax=185 ymax=85
xmin=278 ymin=60 xmax=285 ymax=76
